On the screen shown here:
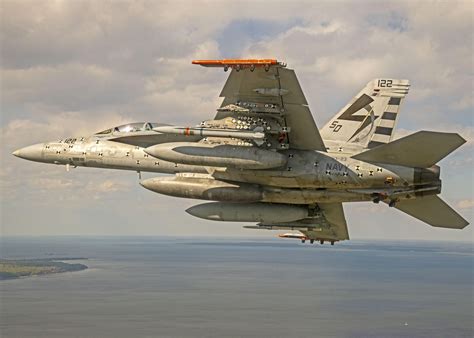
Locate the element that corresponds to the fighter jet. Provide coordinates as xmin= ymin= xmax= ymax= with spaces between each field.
xmin=13 ymin=59 xmax=469 ymax=244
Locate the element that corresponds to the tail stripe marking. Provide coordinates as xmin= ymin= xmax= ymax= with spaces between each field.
xmin=371 ymin=133 xmax=391 ymax=143
xmin=374 ymin=126 xmax=393 ymax=136
xmin=378 ymin=119 xmax=395 ymax=128
xmin=381 ymin=112 xmax=397 ymax=120
xmin=385 ymin=105 xmax=399 ymax=113
xmin=388 ymin=97 xmax=401 ymax=105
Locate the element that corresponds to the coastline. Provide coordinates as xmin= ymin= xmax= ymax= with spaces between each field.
xmin=0 ymin=258 xmax=88 ymax=280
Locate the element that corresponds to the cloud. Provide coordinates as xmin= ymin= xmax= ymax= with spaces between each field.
xmin=87 ymin=179 xmax=130 ymax=193
xmin=457 ymin=199 xmax=474 ymax=210
xmin=1 ymin=112 xmax=130 ymax=150
xmin=2 ymin=64 xmax=144 ymax=111
xmin=1 ymin=0 xmax=472 ymax=238
xmin=30 ymin=177 xmax=80 ymax=190
xmin=241 ymin=2 xmax=472 ymax=125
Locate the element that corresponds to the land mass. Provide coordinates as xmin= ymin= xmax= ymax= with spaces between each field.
xmin=0 ymin=258 xmax=88 ymax=280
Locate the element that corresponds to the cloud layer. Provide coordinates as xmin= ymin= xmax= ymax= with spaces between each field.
xmin=1 ymin=0 xmax=472 ymax=239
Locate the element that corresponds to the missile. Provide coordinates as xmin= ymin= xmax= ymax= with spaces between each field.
xmin=191 ymin=59 xmax=283 ymax=71
xmin=153 ymin=126 xmax=265 ymax=140
xmin=192 ymin=59 xmax=279 ymax=67
xmin=244 ymin=225 xmax=314 ymax=231
xmin=144 ymin=142 xmax=287 ymax=170
xmin=277 ymin=233 xmax=327 ymax=244
xmin=278 ymin=233 xmax=306 ymax=240
xmin=140 ymin=175 xmax=263 ymax=202
xmin=185 ymin=202 xmax=308 ymax=223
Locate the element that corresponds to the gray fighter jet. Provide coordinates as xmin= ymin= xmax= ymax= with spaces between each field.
xmin=13 ymin=59 xmax=469 ymax=244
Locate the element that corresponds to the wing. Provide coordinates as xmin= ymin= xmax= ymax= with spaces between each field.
xmin=301 ymin=203 xmax=349 ymax=241
xmin=215 ymin=65 xmax=326 ymax=151
xmin=246 ymin=202 xmax=349 ymax=242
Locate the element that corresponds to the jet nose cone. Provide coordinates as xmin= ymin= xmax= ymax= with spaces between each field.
xmin=12 ymin=144 xmax=44 ymax=162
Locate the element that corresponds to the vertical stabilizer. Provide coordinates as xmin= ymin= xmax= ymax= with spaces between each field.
xmin=321 ymin=79 xmax=410 ymax=149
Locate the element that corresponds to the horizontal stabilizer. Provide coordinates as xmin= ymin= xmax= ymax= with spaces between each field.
xmin=394 ymin=195 xmax=469 ymax=229
xmin=352 ymin=131 xmax=466 ymax=167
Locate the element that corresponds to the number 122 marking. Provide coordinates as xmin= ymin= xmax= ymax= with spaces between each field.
xmin=378 ymin=79 xmax=393 ymax=87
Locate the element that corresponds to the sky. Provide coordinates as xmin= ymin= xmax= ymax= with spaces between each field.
xmin=0 ymin=0 xmax=472 ymax=240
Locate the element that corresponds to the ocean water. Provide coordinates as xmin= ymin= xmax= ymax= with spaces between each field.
xmin=0 ymin=237 xmax=472 ymax=338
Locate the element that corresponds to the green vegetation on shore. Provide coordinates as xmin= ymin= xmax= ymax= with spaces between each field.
xmin=0 ymin=258 xmax=88 ymax=280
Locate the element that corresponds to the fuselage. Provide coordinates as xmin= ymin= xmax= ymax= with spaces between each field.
xmin=13 ymin=133 xmax=441 ymax=205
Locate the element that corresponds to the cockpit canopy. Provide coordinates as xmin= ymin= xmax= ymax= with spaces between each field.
xmin=95 ymin=122 xmax=159 ymax=135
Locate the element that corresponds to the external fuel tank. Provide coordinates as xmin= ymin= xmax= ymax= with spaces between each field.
xmin=185 ymin=202 xmax=308 ymax=223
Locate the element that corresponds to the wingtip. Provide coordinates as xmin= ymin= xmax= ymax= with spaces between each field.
xmin=457 ymin=134 xmax=467 ymax=145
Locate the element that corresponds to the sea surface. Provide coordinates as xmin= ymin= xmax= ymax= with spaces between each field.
xmin=0 ymin=237 xmax=472 ymax=338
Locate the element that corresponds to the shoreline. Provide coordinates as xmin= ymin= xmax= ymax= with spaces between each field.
xmin=0 ymin=258 xmax=88 ymax=280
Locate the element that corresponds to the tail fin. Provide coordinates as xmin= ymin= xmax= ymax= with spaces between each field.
xmin=394 ymin=195 xmax=469 ymax=229
xmin=321 ymin=79 xmax=410 ymax=148
xmin=352 ymin=131 xmax=466 ymax=168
